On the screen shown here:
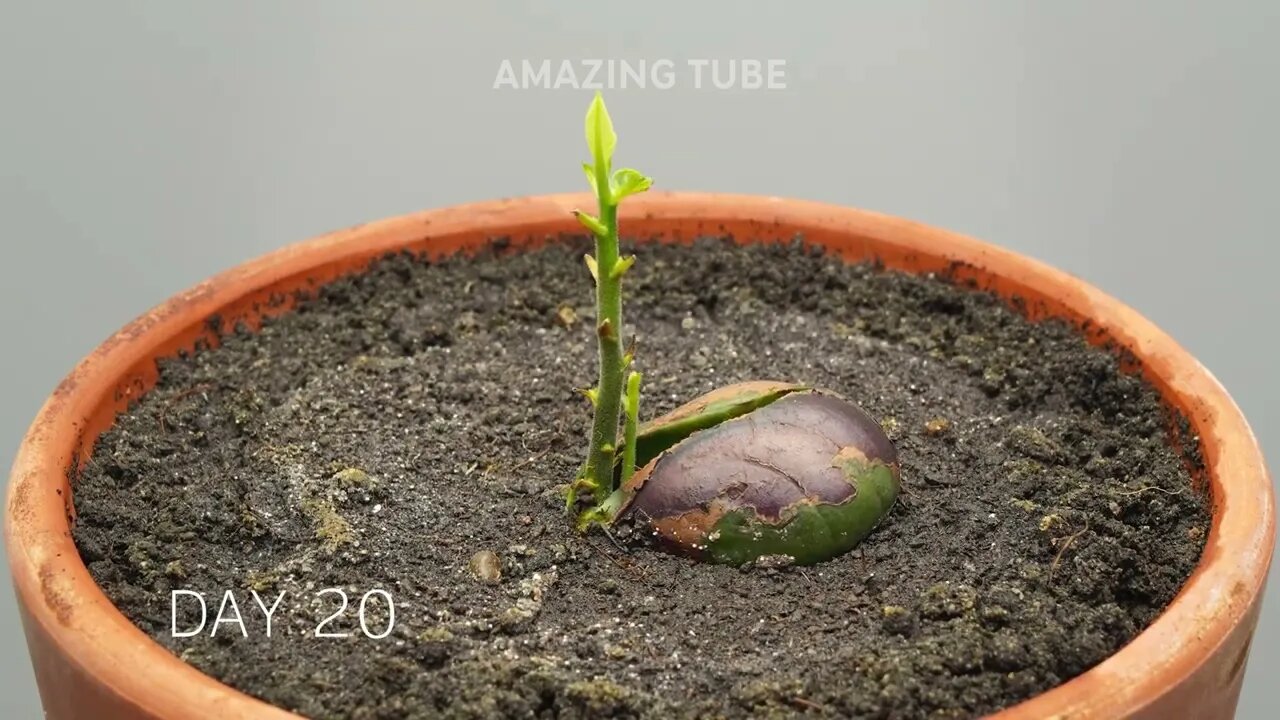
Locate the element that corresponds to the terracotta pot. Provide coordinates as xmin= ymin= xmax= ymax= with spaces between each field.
xmin=6 ymin=193 xmax=1273 ymax=719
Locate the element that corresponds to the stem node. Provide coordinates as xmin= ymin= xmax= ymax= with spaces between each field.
xmin=597 ymin=318 xmax=616 ymax=341
xmin=611 ymin=255 xmax=636 ymax=279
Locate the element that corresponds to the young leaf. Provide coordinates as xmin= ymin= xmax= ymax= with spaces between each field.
xmin=581 ymin=162 xmax=598 ymax=194
xmin=610 ymin=254 xmax=636 ymax=279
xmin=611 ymin=168 xmax=653 ymax=201
xmin=584 ymin=92 xmax=617 ymax=171
xmin=573 ymin=210 xmax=608 ymax=238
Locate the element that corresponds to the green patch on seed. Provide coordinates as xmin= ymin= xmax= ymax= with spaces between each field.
xmin=630 ymin=382 xmax=807 ymax=471
xmin=704 ymin=460 xmax=899 ymax=567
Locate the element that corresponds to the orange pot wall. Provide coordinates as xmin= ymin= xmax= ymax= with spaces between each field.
xmin=6 ymin=193 xmax=1273 ymax=719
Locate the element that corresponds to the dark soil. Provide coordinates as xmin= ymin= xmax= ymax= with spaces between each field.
xmin=73 ymin=237 xmax=1208 ymax=720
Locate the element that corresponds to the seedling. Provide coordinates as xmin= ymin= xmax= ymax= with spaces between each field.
xmin=566 ymin=95 xmax=900 ymax=565
xmin=565 ymin=92 xmax=653 ymax=526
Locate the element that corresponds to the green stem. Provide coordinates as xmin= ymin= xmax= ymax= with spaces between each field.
xmin=622 ymin=371 xmax=641 ymax=485
xmin=584 ymin=179 xmax=624 ymax=501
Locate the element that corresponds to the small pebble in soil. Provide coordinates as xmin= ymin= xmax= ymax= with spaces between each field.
xmin=555 ymin=303 xmax=578 ymax=328
xmin=468 ymin=550 xmax=502 ymax=584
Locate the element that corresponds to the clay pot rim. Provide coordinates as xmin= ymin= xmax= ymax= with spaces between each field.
xmin=5 ymin=192 xmax=1273 ymax=719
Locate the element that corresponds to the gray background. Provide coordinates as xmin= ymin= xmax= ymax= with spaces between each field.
xmin=1 ymin=1 xmax=1276 ymax=717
